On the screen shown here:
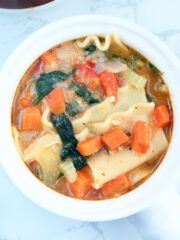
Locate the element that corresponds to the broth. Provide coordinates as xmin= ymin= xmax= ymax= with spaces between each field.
xmin=11 ymin=34 xmax=173 ymax=200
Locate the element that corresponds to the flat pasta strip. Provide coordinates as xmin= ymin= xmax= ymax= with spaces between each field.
xmin=88 ymin=128 xmax=168 ymax=189
xmin=77 ymin=33 xmax=129 ymax=55
xmin=88 ymin=102 xmax=155 ymax=134
xmin=73 ymin=84 xmax=147 ymax=133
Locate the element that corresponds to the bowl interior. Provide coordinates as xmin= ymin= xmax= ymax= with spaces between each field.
xmin=0 ymin=15 xmax=180 ymax=221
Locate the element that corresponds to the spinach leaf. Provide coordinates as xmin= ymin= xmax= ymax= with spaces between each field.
xmin=111 ymin=54 xmax=136 ymax=70
xmin=148 ymin=63 xmax=162 ymax=75
xmin=50 ymin=113 xmax=87 ymax=170
xmin=84 ymin=44 xmax=97 ymax=55
xmin=66 ymin=101 xmax=81 ymax=117
xmin=146 ymin=92 xmax=155 ymax=103
xmin=33 ymin=68 xmax=77 ymax=104
xmin=70 ymin=81 xmax=100 ymax=105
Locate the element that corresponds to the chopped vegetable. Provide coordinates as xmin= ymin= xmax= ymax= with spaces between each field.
xmin=102 ymin=128 xmax=129 ymax=150
xmin=122 ymin=68 xmax=147 ymax=90
xmin=131 ymin=120 xmax=150 ymax=153
xmin=100 ymin=174 xmax=130 ymax=197
xmin=128 ymin=164 xmax=153 ymax=185
xmin=33 ymin=68 xmax=77 ymax=104
xmin=69 ymin=168 xmax=92 ymax=198
xmin=74 ymin=64 xmax=100 ymax=90
xmin=50 ymin=113 xmax=87 ymax=170
xmin=111 ymin=54 xmax=136 ymax=70
xmin=153 ymin=105 xmax=170 ymax=128
xmin=46 ymin=86 xmax=65 ymax=115
xmin=77 ymin=136 xmax=103 ymax=156
xmin=99 ymin=71 xmax=119 ymax=96
xmin=146 ymin=92 xmax=155 ymax=103
xmin=28 ymin=160 xmax=43 ymax=180
xmin=86 ymin=60 xmax=96 ymax=68
xmin=41 ymin=51 xmax=59 ymax=65
xmin=66 ymin=100 xmax=81 ymax=117
xmin=21 ymin=106 xmax=42 ymax=131
xmin=59 ymin=158 xmax=77 ymax=183
xmin=148 ymin=63 xmax=162 ymax=75
xmin=20 ymin=96 xmax=32 ymax=108
xmin=70 ymin=81 xmax=100 ymax=105
xmin=84 ymin=44 xmax=97 ymax=55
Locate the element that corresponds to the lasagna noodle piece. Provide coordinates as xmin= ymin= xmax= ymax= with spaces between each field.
xmin=77 ymin=33 xmax=129 ymax=55
xmin=88 ymin=128 xmax=168 ymax=189
xmin=88 ymin=102 xmax=155 ymax=134
xmin=72 ymin=84 xmax=147 ymax=133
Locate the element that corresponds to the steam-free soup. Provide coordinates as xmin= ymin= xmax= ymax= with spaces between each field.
xmin=11 ymin=34 xmax=173 ymax=200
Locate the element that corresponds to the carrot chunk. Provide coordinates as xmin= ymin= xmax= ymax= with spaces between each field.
xmin=21 ymin=106 xmax=42 ymax=131
xmin=20 ymin=96 xmax=32 ymax=108
xmin=41 ymin=51 xmax=58 ymax=65
xmin=100 ymin=174 xmax=130 ymax=198
xmin=102 ymin=128 xmax=129 ymax=150
xmin=70 ymin=168 xmax=92 ymax=198
xmin=153 ymin=105 xmax=170 ymax=128
xmin=77 ymin=136 xmax=103 ymax=156
xmin=99 ymin=71 xmax=119 ymax=96
xmin=131 ymin=121 xmax=150 ymax=153
xmin=46 ymin=87 xmax=65 ymax=116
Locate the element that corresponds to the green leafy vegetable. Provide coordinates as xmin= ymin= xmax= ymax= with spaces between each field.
xmin=33 ymin=68 xmax=77 ymax=104
xmin=70 ymin=81 xmax=100 ymax=105
xmin=50 ymin=113 xmax=87 ymax=170
xmin=148 ymin=63 xmax=162 ymax=75
xmin=84 ymin=44 xmax=97 ymax=55
xmin=131 ymin=54 xmax=141 ymax=61
xmin=111 ymin=54 xmax=136 ymax=70
xmin=146 ymin=92 xmax=155 ymax=103
xmin=66 ymin=101 xmax=81 ymax=117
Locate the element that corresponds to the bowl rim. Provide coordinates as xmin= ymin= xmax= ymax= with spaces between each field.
xmin=0 ymin=15 xmax=180 ymax=221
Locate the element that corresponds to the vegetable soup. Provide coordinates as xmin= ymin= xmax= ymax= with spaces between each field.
xmin=11 ymin=33 xmax=173 ymax=200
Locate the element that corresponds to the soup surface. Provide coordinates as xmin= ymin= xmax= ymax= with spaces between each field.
xmin=12 ymin=34 xmax=173 ymax=200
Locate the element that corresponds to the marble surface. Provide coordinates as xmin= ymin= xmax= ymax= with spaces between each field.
xmin=0 ymin=0 xmax=180 ymax=239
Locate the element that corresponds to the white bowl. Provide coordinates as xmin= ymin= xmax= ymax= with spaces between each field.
xmin=0 ymin=15 xmax=180 ymax=221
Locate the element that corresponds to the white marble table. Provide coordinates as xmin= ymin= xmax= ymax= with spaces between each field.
xmin=0 ymin=0 xmax=180 ymax=239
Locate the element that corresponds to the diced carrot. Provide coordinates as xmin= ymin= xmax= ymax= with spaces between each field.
xmin=77 ymin=136 xmax=103 ymax=156
xmin=70 ymin=168 xmax=93 ymax=198
xmin=102 ymin=128 xmax=129 ymax=150
xmin=21 ymin=106 xmax=42 ymax=131
xmin=41 ymin=51 xmax=58 ymax=65
xmin=131 ymin=121 xmax=150 ymax=153
xmin=74 ymin=64 xmax=100 ymax=90
xmin=153 ymin=105 xmax=170 ymax=128
xmin=20 ymin=96 xmax=32 ymax=108
xmin=99 ymin=71 xmax=119 ymax=96
xmin=100 ymin=174 xmax=130 ymax=198
xmin=46 ymin=87 xmax=65 ymax=116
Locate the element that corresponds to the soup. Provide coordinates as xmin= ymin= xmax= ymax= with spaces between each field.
xmin=0 ymin=0 xmax=53 ymax=9
xmin=11 ymin=33 xmax=173 ymax=200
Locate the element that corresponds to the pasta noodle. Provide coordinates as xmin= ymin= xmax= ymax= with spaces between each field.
xmin=73 ymin=84 xmax=147 ymax=133
xmin=88 ymin=102 xmax=155 ymax=134
xmin=88 ymin=128 xmax=168 ymax=189
xmin=77 ymin=33 xmax=129 ymax=55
